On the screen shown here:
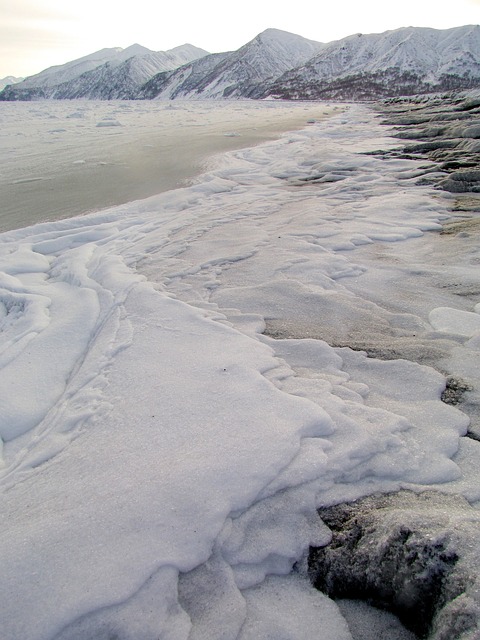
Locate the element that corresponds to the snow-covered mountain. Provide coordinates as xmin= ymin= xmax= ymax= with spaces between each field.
xmin=2 ymin=25 xmax=479 ymax=102
xmin=263 ymin=25 xmax=480 ymax=100
xmin=137 ymin=29 xmax=323 ymax=100
xmin=138 ymin=52 xmax=232 ymax=100
xmin=0 ymin=76 xmax=23 ymax=91
xmin=1 ymin=44 xmax=209 ymax=100
xmin=18 ymin=47 xmax=127 ymax=89
xmin=135 ymin=25 xmax=480 ymax=101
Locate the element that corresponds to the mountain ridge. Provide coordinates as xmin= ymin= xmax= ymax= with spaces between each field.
xmin=138 ymin=29 xmax=323 ymax=100
xmin=263 ymin=25 xmax=480 ymax=100
xmin=1 ymin=25 xmax=479 ymax=102
xmin=1 ymin=43 xmax=209 ymax=100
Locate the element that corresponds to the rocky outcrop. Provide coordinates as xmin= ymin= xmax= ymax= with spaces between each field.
xmin=440 ymin=170 xmax=480 ymax=193
xmin=372 ymin=92 xmax=480 ymax=196
xmin=309 ymin=491 xmax=480 ymax=639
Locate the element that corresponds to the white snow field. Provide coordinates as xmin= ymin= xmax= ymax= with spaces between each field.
xmin=1 ymin=102 xmax=480 ymax=640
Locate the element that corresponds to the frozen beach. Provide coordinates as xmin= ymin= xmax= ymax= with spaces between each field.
xmin=0 ymin=100 xmax=335 ymax=231
xmin=1 ymin=100 xmax=480 ymax=640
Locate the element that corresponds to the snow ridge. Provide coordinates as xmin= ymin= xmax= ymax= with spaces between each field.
xmin=137 ymin=52 xmax=233 ymax=100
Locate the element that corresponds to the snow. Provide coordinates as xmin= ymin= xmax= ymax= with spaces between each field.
xmin=0 ymin=102 xmax=479 ymax=639
xmin=307 ymin=25 xmax=480 ymax=80
xmin=238 ymin=575 xmax=352 ymax=640
xmin=429 ymin=306 xmax=480 ymax=337
xmin=336 ymin=600 xmax=416 ymax=640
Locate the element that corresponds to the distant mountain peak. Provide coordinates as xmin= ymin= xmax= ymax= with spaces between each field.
xmin=257 ymin=27 xmax=300 ymax=38
xmin=256 ymin=27 xmax=322 ymax=43
xmin=0 ymin=75 xmax=23 ymax=91
xmin=136 ymin=28 xmax=323 ymax=100
xmin=119 ymin=44 xmax=153 ymax=57
xmin=168 ymin=43 xmax=209 ymax=56
xmin=1 ymin=25 xmax=479 ymax=102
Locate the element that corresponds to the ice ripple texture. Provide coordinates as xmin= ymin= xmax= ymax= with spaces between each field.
xmin=0 ymin=104 xmax=478 ymax=640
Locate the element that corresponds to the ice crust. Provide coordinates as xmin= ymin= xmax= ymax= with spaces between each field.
xmin=0 ymin=103 xmax=479 ymax=639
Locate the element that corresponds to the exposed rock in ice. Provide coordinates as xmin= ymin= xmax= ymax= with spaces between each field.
xmin=309 ymin=491 xmax=480 ymax=639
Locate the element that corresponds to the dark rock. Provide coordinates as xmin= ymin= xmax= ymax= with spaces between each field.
xmin=439 ymin=170 xmax=480 ymax=193
xmin=375 ymin=93 xmax=480 ymax=193
xmin=309 ymin=491 xmax=480 ymax=639
xmin=455 ymin=97 xmax=480 ymax=111
xmin=404 ymin=140 xmax=459 ymax=153
xmin=440 ymin=160 xmax=477 ymax=171
xmin=441 ymin=376 xmax=473 ymax=405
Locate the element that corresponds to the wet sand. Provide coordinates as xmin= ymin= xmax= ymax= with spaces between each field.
xmin=0 ymin=100 xmax=336 ymax=232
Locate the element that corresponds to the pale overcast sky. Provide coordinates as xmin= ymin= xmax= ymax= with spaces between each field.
xmin=1 ymin=0 xmax=479 ymax=78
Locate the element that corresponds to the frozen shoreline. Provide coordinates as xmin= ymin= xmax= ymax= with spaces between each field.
xmin=1 ymin=102 xmax=480 ymax=639
xmin=0 ymin=100 xmax=336 ymax=232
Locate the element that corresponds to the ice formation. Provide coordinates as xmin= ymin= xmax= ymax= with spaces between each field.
xmin=0 ymin=102 xmax=479 ymax=639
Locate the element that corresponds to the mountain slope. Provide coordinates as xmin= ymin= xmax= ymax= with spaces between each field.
xmin=1 ymin=44 xmax=209 ymax=100
xmin=18 ymin=48 xmax=125 ymax=89
xmin=137 ymin=28 xmax=323 ymax=100
xmin=137 ymin=53 xmax=232 ymax=100
xmin=263 ymin=25 xmax=480 ymax=100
